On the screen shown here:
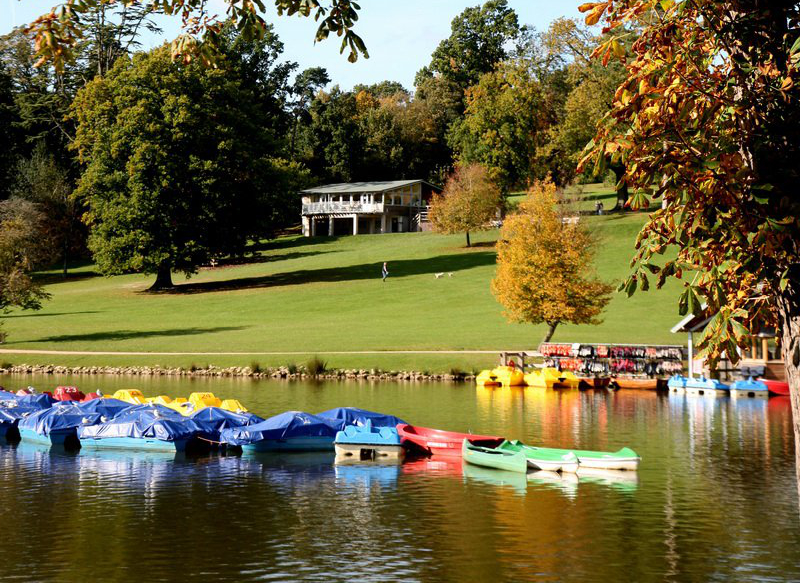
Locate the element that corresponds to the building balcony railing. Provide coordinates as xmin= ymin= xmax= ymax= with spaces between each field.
xmin=302 ymin=201 xmax=385 ymax=215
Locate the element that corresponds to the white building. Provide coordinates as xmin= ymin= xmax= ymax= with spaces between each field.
xmin=300 ymin=180 xmax=442 ymax=237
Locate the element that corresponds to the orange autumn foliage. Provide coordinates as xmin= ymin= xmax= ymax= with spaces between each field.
xmin=491 ymin=180 xmax=613 ymax=342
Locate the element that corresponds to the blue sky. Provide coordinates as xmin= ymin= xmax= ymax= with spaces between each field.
xmin=1 ymin=0 xmax=585 ymax=89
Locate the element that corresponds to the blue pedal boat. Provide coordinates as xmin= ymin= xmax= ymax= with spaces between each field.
xmin=317 ymin=407 xmax=407 ymax=430
xmin=667 ymin=375 xmax=689 ymax=392
xmin=221 ymin=411 xmax=340 ymax=452
xmin=77 ymin=404 xmax=203 ymax=452
xmin=189 ymin=407 xmax=263 ymax=444
xmin=334 ymin=419 xmax=404 ymax=460
xmin=0 ymin=395 xmax=56 ymax=440
xmin=684 ymin=376 xmax=730 ymax=396
xmin=729 ymin=378 xmax=769 ymax=398
xmin=18 ymin=404 xmax=103 ymax=447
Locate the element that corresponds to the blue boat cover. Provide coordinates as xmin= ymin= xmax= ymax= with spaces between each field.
xmin=334 ymin=420 xmax=402 ymax=446
xmin=77 ymin=405 xmax=202 ymax=442
xmin=0 ymin=405 xmax=42 ymax=425
xmin=62 ymin=398 xmax=133 ymax=419
xmin=0 ymin=390 xmax=15 ymax=401
xmin=316 ymin=407 xmax=407 ymax=430
xmin=220 ymin=411 xmax=339 ymax=446
xmin=15 ymin=394 xmax=56 ymax=409
xmin=189 ymin=407 xmax=263 ymax=439
xmin=18 ymin=404 xmax=102 ymax=435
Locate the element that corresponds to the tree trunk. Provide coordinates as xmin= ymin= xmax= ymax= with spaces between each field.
xmin=542 ymin=321 xmax=559 ymax=343
xmin=466 ymin=231 xmax=471 ymax=248
xmin=610 ymin=163 xmax=629 ymax=211
xmin=148 ymin=262 xmax=174 ymax=291
xmin=776 ymin=280 xmax=800 ymax=499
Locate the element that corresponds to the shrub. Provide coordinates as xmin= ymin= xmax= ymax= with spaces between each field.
xmin=287 ymin=362 xmax=298 ymax=375
xmin=250 ymin=361 xmax=262 ymax=374
xmin=0 ymin=361 xmax=12 ymax=369
xmin=306 ymin=356 xmax=327 ymax=376
xmin=449 ymin=367 xmax=466 ymax=378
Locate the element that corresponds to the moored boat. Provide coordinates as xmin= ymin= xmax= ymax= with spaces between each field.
xmin=493 ymin=365 xmax=525 ymax=386
xmin=397 ymin=424 xmax=504 ymax=457
xmin=611 ymin=377 xmax=665 ymax=391
xmin=730 ymin=379 xmax=769 ymax=398
xmin=334 ymin=420 xmax=404 ymax=459
xmin=496 ymin=440 xmax=580 ymax=473
xmin=111 ymin=389 xmax=148 ymax=405
xmin=760 ymin=379 xmax=790 ymax=396
xmin=498 ymin=440 xmax=638 ymax=471
xmin=462 ymin=439 xmax=528 ymax=473
xmin=684 ymin=376 xmax=729 ymax=396
xmin=77 ymin=404 xmax=203 ymax=452
xmin=577 ymin=377 xmax=611 ymax=390
xmin=667 ymin=375 xmax=688 ymax=392
xmin=524 ymin=367 xmax=580 ymax=389
xmin=188 ymin=392 xmax=222 ymax=412
xmin=189 ymin=406 xmax=262 ymax=443
xmin=18 ymin=404 xmax=102 ymax=447
xmin=476 ymin=369 xmax=500 ymax=386
xmin=317 ymin=407 xmax=406 ymax=429
xmin=221 ymin=399 xmax=249 ymax=413
xmin=221 ymin=411 xmax=339 ymax=452
xmin=53 ymin=386 xmax=86 ymax=402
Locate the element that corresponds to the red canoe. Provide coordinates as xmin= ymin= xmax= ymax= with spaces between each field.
xmin=760 ymin=379 xmax=790 ymax=396
xmin=397 ymin=424 xmax=504 ymax=457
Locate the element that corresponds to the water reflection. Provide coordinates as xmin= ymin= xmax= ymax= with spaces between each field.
xmin=0 ymin=375 xmax=797 ymax=581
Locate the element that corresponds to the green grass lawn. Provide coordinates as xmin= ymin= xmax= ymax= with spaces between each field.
xmin=0 ymin=188 xmax=687 ymax=372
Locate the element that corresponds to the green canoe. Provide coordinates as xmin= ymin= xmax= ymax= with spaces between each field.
xmin=461 ymin=439 xmax=528 ymax=473
xmin=498 ymin=440 xmax=640 ymax=471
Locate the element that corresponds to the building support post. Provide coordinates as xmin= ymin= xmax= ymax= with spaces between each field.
xmin=381 ymin=214 xmax=387 ymax=234
xmin=311 ymin=217 xmax=316 ymax=237
xmin=328 ymin=216 xmax=334 ymax=237
xmin=687 ymin=331 xmax=694 ymax=378
xmin=302 ymin=216 xmax=310 ymax=237
xmin=353 ymin=214 xmax=358 ymax=235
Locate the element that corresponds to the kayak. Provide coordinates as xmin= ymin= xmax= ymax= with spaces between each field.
xmin=760 ymin=379 xmax=790 ymax=396
xmin=397 ymin=424 xmax=504 ymax=457
xmin=496 ymin=440 xmax=580 ymax=473
xmin=524 ymin=368 xmax=580 ymax=389
xmin=462 ymin=439 xmax=528 ymax=473
xmin=499 ymin=440 xmax=638 ymax=471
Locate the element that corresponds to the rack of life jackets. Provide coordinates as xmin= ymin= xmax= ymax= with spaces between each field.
xmin=539 ymin=343 xmax=685 ymax=377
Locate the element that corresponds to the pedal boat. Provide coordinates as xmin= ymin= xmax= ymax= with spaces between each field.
xmin=334 ymin=419 xmax=404 ymax=460
xmin=524 ymin=367 xmax=580 ymax=389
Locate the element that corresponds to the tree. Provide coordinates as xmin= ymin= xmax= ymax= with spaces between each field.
xmin=492 ymin=179 xmax=613 ymax=342
xmin=0 ymin=198 xmax=51 ymax=339
xmin=578 ymin=2 xmax=800 ymax=472
xmin=70 ymin=46 xmax=294 ymax=290
xmin=449 ymin=60 xmax=550 ymax=192
xmin=288 ymin=67 xmax=330 ymax=156
xmin=429 ymin=164 xmax=501 ymax=247
xmin=12 ymin=145 xmax=84 ymax=277
xmin=416 ymin=0 xmax=520 ymax=93
xmin=27 ymin=0 xmax=367 ymax=73
xmin=0 ymin=64 xmax=20 ymax=199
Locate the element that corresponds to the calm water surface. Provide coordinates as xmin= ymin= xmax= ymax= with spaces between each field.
xmin=0 ymin=374 xmax=798 ymax=583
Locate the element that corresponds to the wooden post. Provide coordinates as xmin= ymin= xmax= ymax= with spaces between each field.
xmin=328 ymin=216 xmax=334 ymax=237
xmin=688 ymin=331 xmax=694 ymax=378
xmin=353 ymin=214 xmax=358 ymax=235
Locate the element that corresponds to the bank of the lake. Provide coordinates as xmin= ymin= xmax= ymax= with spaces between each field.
xmin=0 ymin=374 xmax=797 ymax=582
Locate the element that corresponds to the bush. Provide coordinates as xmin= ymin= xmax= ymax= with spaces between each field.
xmin=306 ymin=356 xmax=327 ymax=375
xmin=287 ymin=362 xmax=298 ymax=375
xmin=449 ymin=367 xmax=466 ymax=378
xmin=250 ymin=361 xmax=262 ymax=374
xmin=189 ymin=362 xmax=198 ymax=372
xmin=0 ymin=361 xmax=12 ymax=369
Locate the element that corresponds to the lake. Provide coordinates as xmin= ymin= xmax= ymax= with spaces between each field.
xmin=0 ymin=374 xmax=797 ymax=582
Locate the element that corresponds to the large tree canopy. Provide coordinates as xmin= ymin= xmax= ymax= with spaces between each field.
xmin=579 ymin=1 xmax=800 ymax=467
xmin=71 ymin=44 xmax=299 ymax=289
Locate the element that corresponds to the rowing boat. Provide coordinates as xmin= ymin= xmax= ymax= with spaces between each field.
xmin=397 ymin=424 xmax=504 ymax=457
xmin=498 ymin=440 xmax=638 ymax=471
xmin=461 ymin=439 xmax=528 ymax=473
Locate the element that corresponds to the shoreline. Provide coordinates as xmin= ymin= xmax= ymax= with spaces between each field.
xmin=0 ymin=363 xmax=475 ymax=383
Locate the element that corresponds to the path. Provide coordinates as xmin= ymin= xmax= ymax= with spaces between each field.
xmin=0 ymin=348 xmax=539 ymax=356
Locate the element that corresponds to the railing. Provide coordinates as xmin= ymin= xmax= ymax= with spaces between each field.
xmin=418 ymin=206 xmax=431 ymax=222
xmin=302 ymin=202 xmax=384 ymax=215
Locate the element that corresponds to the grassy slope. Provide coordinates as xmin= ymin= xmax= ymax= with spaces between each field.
xmin=0 ymin=189 xmax=685 ymax=372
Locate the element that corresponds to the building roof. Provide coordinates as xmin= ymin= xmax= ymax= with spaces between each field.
xmin=300 ymin=180 xmax=440 ymax=195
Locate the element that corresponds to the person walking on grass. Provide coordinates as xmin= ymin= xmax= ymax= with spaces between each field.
xmin=382 ymin=262 xmax=389 ymax=282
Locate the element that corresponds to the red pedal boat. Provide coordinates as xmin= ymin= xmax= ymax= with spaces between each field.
xmin=760 ymin=379 xmax=790 ymax=396
xmin=53 ymin=386 xmax=86 ymax=402
xmin=397 ymin=424 xmax=504 ymax=457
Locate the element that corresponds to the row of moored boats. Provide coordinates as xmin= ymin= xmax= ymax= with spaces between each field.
xmin=0 ymin=386 xmax=640 ymax=474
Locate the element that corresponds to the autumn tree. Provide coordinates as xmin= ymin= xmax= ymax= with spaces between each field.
xmin=429 ymin=164 xmax=501 ymax=247
xmin=0 ymin=198 xmax=51 ymax=340
xmin=492 ymin=180 xmax=612 ymax=342
xmin=578 ymin=2 xmax=800 ymax=467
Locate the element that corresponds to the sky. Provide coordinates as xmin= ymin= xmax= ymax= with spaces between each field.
xmin=1 ymin=0 xmax=586 ymax=89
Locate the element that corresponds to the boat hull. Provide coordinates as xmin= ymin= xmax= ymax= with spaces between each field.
xmin=241 ymin=436 xmax=334 ymax=453
xmin=462 ymin=439 xmax=528 ymax=473
xmin=19 ymin=427 xmax=74 ymax=446
xmin=577 ymin=377 xmax=611 ymax=390
xmin=397 ymin=424 xmax=504 ymax=457
xmin=761 ymin=379 xmax=790 ymax=396
xmin=612 ymin=378 xmax=665 ymax=391
xmin=334 ymin=442 xmax=405 ymax=459
xmin=497 ymin=441 xmax=580 ymax=473
xmin=79 ymin=436 xmax=189 ymax=452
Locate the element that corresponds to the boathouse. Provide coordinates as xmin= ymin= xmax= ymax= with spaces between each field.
xmin=300 ymin=180 xmax=442 ymax=237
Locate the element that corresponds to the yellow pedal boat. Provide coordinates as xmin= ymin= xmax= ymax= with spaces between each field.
xmin=476 ymin=369 xmax=501 ymax=386
xmin=110 ymin=389 xmax=148 ymax=405
xmin=221 ymin=399 xmax=248 ymax=413
xmin=524 ymin=368 xmax=580 ymax=389
xmin=492 ymin=365 xmax=525 ymax=387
